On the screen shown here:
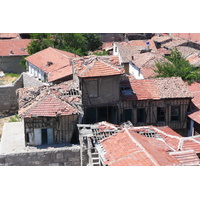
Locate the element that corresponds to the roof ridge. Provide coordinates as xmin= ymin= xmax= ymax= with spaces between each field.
xmin=22 ymin=93 xmax=50 ymax=117
xmin=106 ymin=150 xmax=144 ymax=166
xmin=50 ymin=47 xmax=73 ymax=59
xmin=124 ymin=128 xmax=160 ymax=166
xmin=99 ymin=57 xmax=122 ymax=72
xmin=79 ymin=57 xmax=96 ymax=76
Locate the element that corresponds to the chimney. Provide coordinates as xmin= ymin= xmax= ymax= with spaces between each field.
xmin=145 ymin=41 xmax=150 ymax=51
xmin=10 ymin=50 xmax=14 ymax=55
xmin=46 ymin=61 xmax=53 ymax=67
xmin=131 ymin=56 xmax=134 ymax=60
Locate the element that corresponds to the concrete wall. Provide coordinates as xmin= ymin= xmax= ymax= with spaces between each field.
xmin=0 ymin=146 xmax=86 ymax=166
xmin=22 ymin=72 xmax=45 ymax=88
xmin=0 ymin=75 xmax=23 ymax=116
xmin=0 ymin=56 xmax=25 ymax=74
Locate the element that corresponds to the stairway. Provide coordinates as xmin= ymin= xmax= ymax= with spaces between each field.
xmin=91 ymin=148 xmax=101 ymax=166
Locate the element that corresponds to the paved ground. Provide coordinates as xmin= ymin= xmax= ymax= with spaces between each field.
xmin=0 ymin=122 xmax=25 ymax=154
xmin=0 ymin=116 xmax=12 ymax=138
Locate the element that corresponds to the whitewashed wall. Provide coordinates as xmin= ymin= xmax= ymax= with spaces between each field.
xmin=27 ymin=62 xmax=45 ymax=81
xmin=129 ymin=62 xmax=144 ymax=79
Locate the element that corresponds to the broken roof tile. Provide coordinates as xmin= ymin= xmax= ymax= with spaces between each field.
xmin=121 ymin=77 xmax=193 ymax=101
xmin=72 ymin=55 xmax=124 ymax=78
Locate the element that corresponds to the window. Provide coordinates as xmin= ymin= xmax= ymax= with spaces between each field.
xmin=157 ymin=107 xmax=165 ymax=122
xmin=85 ymin=79 xmax=98 ymax=98
xmin=171 ymin=106 xmax=180 ymax=121
xmin=124 ymin=109 xmax=132 ymax=122
xmin=85 ymin=108 xmax=97 ymax=124
xmin=115 ymin=47 xmax=118 ymax=53
xmin=137 ymin=108 xmax=145 ymax=123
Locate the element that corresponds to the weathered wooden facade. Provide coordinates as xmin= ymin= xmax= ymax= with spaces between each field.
xmin=24 ymin=115 xmax=79 ymax=146
xmin=120 ymin=98 xmax=191 ymax=130
xmin=120 ymin=77 xmax=193 ymax=133
xmin=72 ymin=55 xmax=124 ymax=124
xmin=17 ymin=81 xmax=82 ymax=146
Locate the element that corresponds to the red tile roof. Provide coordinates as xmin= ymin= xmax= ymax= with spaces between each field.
xmin=48 ymin=64 xmax=72 ymax=82
xmin=0 ymin=33 xmax=20 ymax=39
xmin=18 ymin=81 xmax=81 ymax=118
xmin=123 ymin=39 xmax=158 ymax=52
xmin=181 ymin=136 xmax=200 ymax=154
xmin=0 ymin=39 xmax=31 ymax=56
xmin=25 ymin=47 xmax=78 ymax=82
xmin=23 ymin=94 xmax=78 ymax=117
xmin=188 ymin=110 xmax=200 ymax=124
xmin=172 ymin=33 xmax=200 ymax=43
xmin=186 ymin=82 xmax=200 ymax=110
xmin=102 ymin=129 xmax=156 ymax=166
xmin=72 ymin=55 xmax=124 ymax=78
xmin=121 ymin=77 xmax=193 ymax=101
xmin=169 ymin=150 xmax=200 ymax=166
xmin=99 ymin=124 xmax=200 ymax=166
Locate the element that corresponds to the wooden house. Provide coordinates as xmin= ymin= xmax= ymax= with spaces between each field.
xmin=72 ymin=55 xmax=124 ymax=124
xmin=120 ymin=76 xmax=193 ymax=134
xmin=17 ymin=81 xmax=82 ymax=146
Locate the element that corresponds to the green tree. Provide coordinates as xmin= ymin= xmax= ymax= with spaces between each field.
xmin=26 ymin=33 xmax=102 ymax=56
xmin=83 ymin=33 xmax=102 ymax=51
xmin=27 ymin=33 xmax=53 ymax=55
xmin=153 ymin=48 xmax=200 ymax=84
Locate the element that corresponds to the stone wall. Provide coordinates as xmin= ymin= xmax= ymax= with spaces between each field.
xmin=22 ymin=72 xmax=45 ymax=88
xmin=0 ymin=146 xmax=85 ymax=166
xmin=0 ymin=75 xmax=23 ymax=116
xmin=0 ymin=56 xmax=25 ymax=74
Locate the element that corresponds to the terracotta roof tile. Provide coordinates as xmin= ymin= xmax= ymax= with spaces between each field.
xmin=23 ymin=94 xmax=78 ymax=117
xmin=25 ymin=47 xmax=78 ymax=82
xmin=73 ymin=55 xmax=124 ymax=78
xmin=186 ymin=82 xmax=200 ymax=110
xmin=98 ymin=124 xmax=200 ymax=166
xmin=121 ymin=77 xmax=192 ymax=101
xmin=0 ymin=33 xmax=19 ymax=39
xmin=182 ymin=137 xmax=200 ymax=153
xmin=154 ymin=77 xmax=193 ymax=99
xmin=188 ymin=110 xmax=200 ymax=124
xmin=115 ymin=40 xmax=158 ymax=63
xmin=169 ymin=150 xmax=200 ymax=166
xmin=0 ymin=39 xmax=31 ymax=56
xmin=18 ymin=80 xmax=81 ymax=118
xmin=172 ymin=33 xmax=200 ymax=43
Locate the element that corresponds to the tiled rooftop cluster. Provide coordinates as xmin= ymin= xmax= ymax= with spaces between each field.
xmin=85 ymin=122 xmax=200 ymax=166
xmin=17 ymin=80 xmax=82 ymax=118
xmin=121 ymin=77 xmax=193 ymax=101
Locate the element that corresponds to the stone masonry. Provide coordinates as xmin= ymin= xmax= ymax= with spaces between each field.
xmin=0 ymin=74 xmax=23 ymax=116
xmin=0 ymin=146 xmax=83 ymax=166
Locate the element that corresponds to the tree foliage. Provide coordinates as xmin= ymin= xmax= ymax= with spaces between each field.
xmin=153 ymin=48 xmax=200 ymax=84
xmin=27 ymin=33 xmax=102 ymax=56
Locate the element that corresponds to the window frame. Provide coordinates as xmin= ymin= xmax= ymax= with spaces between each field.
xmin=171 ymin=106 xmax=180 ymax=122
xmin=85 ymin=79 xmax=99 ymax=98
xmin=137 ymin=108 xmax=146 ymax=123
xmin=157 ymin=107 xmax=166 ymax=122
